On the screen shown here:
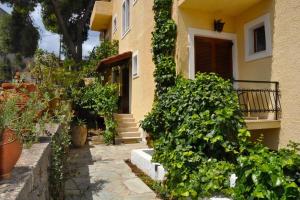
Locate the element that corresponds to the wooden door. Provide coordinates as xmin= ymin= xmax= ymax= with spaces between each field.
xmin=194 ymin=36 xmax=233 ymax=80
xmin=120 ymin=65 xmax=130 ymax=114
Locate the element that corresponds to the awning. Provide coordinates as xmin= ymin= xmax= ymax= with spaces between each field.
xmin=96 ymin=51 xmax=132 ymax=72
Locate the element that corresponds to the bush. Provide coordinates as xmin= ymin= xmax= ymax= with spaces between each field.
xmin=72 ymin=81 xmax=119 ymax=144
xmin=142 ymin=73 xmax=250 ymax=198
xmin=234 ymin=143 xmax=300 ymax=199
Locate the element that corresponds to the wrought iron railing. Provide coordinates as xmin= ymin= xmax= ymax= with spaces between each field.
xmin=232 ymin=80 xmax=281 ymax=120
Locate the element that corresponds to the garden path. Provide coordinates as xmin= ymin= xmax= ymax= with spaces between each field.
xmin=64 ymin=142 xmax=160 ymax=200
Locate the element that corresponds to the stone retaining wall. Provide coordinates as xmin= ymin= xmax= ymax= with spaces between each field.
xmin=0 ymin=124 xmax=59 ymax=200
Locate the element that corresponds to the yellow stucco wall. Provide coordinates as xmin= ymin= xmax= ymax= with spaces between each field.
xmin=108 ymin=0 xmax=155 ymax=122
xmin=174 ymin=5 xmax=236 ymax=77
xmin=271 ymin=0 xmax=300 ymax=147
xmin=235 ymin=0 xmax=274 ymax=81
xmin=174 ymin=0 xmax=274 ymax=80
xmin=91 ymin=0 xmax=300 ymax=149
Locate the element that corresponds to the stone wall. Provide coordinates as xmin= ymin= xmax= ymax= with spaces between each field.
xmin=0 ymin=138 xmax=51 ymax=200
xmin=0 ymin=121 xmax=61 ymax=200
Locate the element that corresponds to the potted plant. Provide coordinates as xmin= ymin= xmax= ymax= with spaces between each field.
xmin=0 ymin=98 xmax=22 ymax=179
xmin=71 ymin=118 xmax=88 ymax=147
xmin=0 ymin=93 xmax=48 ymax=179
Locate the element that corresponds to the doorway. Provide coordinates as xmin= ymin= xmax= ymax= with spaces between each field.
xmin=120 ymin=65 xmax=130 ymax=113
xmin=194 ymin=36 xmax=233 ymax=80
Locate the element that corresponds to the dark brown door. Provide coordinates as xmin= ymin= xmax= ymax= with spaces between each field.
xmin=120 ymin=65 xmax=130 ymax=113
xmin=194 ymin=36 xmax=233 ymax=80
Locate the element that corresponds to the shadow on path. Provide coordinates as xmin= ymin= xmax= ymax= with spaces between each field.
xmin=64 ymin=144 xmax=108 ymax=200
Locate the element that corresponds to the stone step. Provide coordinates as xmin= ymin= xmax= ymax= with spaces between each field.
xmin=114 ymin=114 xmax=133 ymax=119
xmin=118 ymin=131 xmax=140 ymax=138
xmin=116 ymin=118 xmax=135 ymax=123
xmin=117 ymin=127 xmax=139 ymax=133
xmin=118 ymin=122 xmax=138 ymax=128
xmin=115 ymin=136 xmax=142 ymax=144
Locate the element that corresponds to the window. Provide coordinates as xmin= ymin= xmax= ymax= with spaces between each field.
xmin=244 ymin=13 xmax=272 ymax=61
xmin=254 ymin=26 xmax=266 ymax=53
xmin=112 ymin=15 xmax=117 ymax=33
xmin=122 ymin=0 xmax=130 ymax=37
xmin=132 ymin=52 xmax=139 ymax=78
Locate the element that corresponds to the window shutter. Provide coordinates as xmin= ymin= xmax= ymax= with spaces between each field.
xmin=194 ymin=37 xmax=213 ymax=74
xmin=215 ymin=41 xmax=233 ymax=80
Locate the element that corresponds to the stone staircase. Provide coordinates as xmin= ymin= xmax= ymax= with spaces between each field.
xmin=114 ymin=114 xmax=142 ymax=144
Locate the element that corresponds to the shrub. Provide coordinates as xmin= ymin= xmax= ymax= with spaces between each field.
xmin=72 ymin=81 xmax=119 ymax=144
xmin=142 ymin=73 xmax=250 ymax=198
xmin=234 ymin=143 xmax=300 ymax=199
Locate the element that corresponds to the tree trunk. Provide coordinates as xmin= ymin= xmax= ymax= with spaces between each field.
xmin=50 ymin=0 xmax=78 ymax=60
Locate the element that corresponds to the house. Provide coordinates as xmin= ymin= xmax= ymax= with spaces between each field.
xmin=90 ymin=0 xmax=300 ymax=149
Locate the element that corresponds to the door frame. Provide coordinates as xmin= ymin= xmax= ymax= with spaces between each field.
xmin=188 ymin=28 xmax=238 ymax=80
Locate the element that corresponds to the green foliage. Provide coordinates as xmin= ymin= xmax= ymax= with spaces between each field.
xmin=0 ymin=8 xmax=39 ymax=57
xmin=152 ymin=0 xmax=177 ymax=96
xmin=142 ymin=73 xmax=249 ymax=198
xmin=30 ymin=49 xmax=84 ymax=99
xmin=0 ymin=92 xmax=48 ymax=147
xmin=234 ymin=143 xmax=300 ymax=199
xmin=83 ymin=40 xmax=119 ymax=77
xmin=49 ymin=102 xmax=73 ymax=200
xmin=72 ymin=81 xmax=119 ymax=144
xmin=142 ymin=73 xmax=300 ymax=199
xmin=0 ymin=14 xmax=12 ymax=54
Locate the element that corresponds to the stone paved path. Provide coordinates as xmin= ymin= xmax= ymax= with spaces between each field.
xmin=65 ymin=143 xmax=160 ymax=200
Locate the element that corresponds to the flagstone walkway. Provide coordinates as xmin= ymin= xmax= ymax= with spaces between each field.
xmin=64 ymin=143 xmax=160 ymax=200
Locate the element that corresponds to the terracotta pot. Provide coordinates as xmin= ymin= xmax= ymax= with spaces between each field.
xmin=48 ymin=98 xmax=60 ymax=111
xmin=17 ymin=83 xmax=37 ymax=93
xmin=1 ymin=83 xmax=15 ymax=90
xmin=71 ymin=125 xmax=88 ymax=147
xmin=0 ymin=129 xmax=22 ymax=180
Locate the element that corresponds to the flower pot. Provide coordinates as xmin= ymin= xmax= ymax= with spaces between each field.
xmin=71 ymin=125 xmax=88 ymax=147
xmin=48 ymin=98 xmax=60 ymax=110
xmin=17 ymin=83 xmax=37 ymax=93
xmin=1 ymin=83 xmax=15 ymax=90
xmin=0 ymin=129 xmax=22 ymax=180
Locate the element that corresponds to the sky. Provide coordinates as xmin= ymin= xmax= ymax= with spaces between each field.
xmin=0 ymin=3 xmax=100 ymax=58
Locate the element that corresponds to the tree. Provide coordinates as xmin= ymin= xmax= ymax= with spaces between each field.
xmin=0 ymin=7 xmax=39 ymax=57
xmin=1 ymin=0 xmax=95 ymax=61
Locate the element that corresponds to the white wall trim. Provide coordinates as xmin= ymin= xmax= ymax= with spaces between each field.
xmin=244 ymin=13 xmax=272 ymax=62
xmin=188 ymin=28 xmax=239 ymax=80
xmin=112 ymin=14 xmax=118 ymax=34
xmin=132 ymin=50 xmax=139 ymax=79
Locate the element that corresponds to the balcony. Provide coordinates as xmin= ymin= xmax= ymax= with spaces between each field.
xmin=233 ymin=80 xmax=281 ymax=130
xmin=90 ymin=0 xmax=113 ymax=31
xmin=178 ymin=0 xmax=263 ymax=16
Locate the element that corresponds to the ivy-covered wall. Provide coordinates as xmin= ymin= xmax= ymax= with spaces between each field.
xmin=152 ymin=0 xmax=177 ymax=97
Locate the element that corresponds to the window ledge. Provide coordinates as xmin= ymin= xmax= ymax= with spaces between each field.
xmin=133 ymin=74 xmax=139 ymax=79
xmin=245 ymin=50 xmax=272 ymax=62
xmin=122 ymin=28 xmax=131 ymax=40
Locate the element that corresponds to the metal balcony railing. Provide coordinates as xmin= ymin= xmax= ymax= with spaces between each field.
xmin=233 ymin=80 xmax=281 ymax=120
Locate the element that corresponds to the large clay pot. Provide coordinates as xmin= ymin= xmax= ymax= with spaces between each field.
xmin=71 ymin=125 xmax=88 ymax=147
xmin=17 ymin=83 xmax=37 ymax=93
xmin=0 ymin=129 xmax=22 ymax=179
xmin=1 ymin=83 xmax=15 ymax=90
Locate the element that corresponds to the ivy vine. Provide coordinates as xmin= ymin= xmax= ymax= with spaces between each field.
xmin=152 ymin=0 xmax=177 ymax=97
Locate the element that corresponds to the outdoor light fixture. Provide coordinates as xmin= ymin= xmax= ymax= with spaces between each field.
xmin=214 ymin=19 xmax=225 ymax=32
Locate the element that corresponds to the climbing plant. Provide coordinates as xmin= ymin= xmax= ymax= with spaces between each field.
xmin=49 ymin=103 xmax=73 ymax=200
xmin=152 ymin=0 xmax=177 ymax=97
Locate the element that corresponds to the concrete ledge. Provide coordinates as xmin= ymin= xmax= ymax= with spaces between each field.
xmin=246 ymin=120 xmax=281 ymax=130
xmin=131 ymin=149 xmax=166 ymax=181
